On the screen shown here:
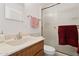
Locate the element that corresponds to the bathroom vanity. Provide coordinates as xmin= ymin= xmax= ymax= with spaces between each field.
xmin=10 ymin=40 xmax=44 ymax=56
xmin=0 ymin=36 xmax=44 ymax=56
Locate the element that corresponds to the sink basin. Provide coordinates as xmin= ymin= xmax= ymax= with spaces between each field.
xmin=6 ymin=39 xmax=28 ymax=46
xmin=5 ymin=36 xmax=38 ymax=46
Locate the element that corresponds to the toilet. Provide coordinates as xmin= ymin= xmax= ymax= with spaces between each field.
xmin=44 ymin=45 xmax=56 ymax=56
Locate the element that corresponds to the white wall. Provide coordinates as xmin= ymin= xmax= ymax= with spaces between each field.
xmin=0 ymin=3 xmax=41 ymax=35
xmin=1 ymin=3 xmax=26 ymax=34
xmin=24 ymin=3 xmax=41 ymax=35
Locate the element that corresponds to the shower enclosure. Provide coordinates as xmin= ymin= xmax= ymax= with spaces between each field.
xmin=42 ymin=3 xmax=79 ymax=56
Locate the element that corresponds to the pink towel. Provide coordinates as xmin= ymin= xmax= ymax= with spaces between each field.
xmin=31 ymin=16 xmax=39 ymax=28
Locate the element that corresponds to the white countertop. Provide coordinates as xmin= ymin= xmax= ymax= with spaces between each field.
xmin=0 ymin=36 xmax=45 ymax=56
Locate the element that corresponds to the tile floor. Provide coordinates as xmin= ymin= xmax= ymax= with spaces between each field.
xmin=55 ymin=52 xmax=68 ymax=56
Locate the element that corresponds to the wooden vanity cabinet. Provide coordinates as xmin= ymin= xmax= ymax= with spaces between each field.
xmin=10 ymin=40 xmax=44 ymax=56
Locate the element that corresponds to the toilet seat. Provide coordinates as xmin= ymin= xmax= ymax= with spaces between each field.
xmin=44 ymin=45 xmax=55 ymax=51
xmin=44 ymin=45 xmax=56 ymax=55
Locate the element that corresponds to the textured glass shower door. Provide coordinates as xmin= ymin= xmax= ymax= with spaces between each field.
xmin=42 ymin=3 xmax=79 ymax=56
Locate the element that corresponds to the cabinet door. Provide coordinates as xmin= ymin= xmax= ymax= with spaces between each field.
xmin=31 ymin=41 xmax=44 ymax=55
xmin=35 ymin=50 xmax=44 ymax=56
